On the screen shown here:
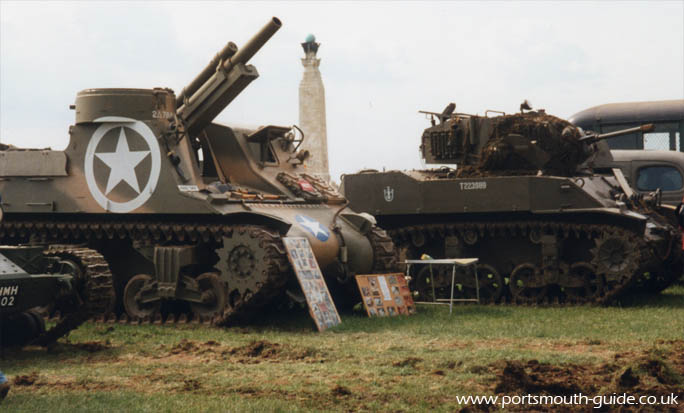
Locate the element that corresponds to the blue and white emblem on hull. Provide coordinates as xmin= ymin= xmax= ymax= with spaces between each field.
xmin=295 ymin=215 xmax=330 ymax=242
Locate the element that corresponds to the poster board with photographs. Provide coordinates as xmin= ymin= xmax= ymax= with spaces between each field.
xmin=283 ymin=237 xmax=341 ymax=331
xmin=355 ymin=273 xmax=416 ymax=317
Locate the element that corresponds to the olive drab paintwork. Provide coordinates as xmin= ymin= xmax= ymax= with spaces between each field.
xmin=0 ymin=17 xmax=397 ymax=324
xmin=0 ymin=245 xmax=85 ymax=347
xmin=342 ymin=104 xmax=682 ymax=304
xmin=0 ymin=204 xmax=114 ymax=346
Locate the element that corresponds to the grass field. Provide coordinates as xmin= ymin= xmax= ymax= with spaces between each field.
xmin=2 ymin=286 xmax=683 ymax=412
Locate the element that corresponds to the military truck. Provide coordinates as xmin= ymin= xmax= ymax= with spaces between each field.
xmin=0 ymin=205 xmax=113 ymax=347
xmin=341 ymin=103 xmax=682 ymax=303
xmin=569 ymin=99 xmax=684 ymax=151
xmin=570 ymin=100 xmax=684 ymax=206
xmin=590 ymin=150 xmax=684 ymax=206
xmin=0 ymin=17 xmax=397 ymax=325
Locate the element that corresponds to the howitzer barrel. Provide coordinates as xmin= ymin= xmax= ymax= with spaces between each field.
xmin=177 ymin=17 xmax=282 ymax=135
xmin=223 ymin=17 xmax=282 ymax=72
xmin=176 ymin=42 xmax=238 ymax=107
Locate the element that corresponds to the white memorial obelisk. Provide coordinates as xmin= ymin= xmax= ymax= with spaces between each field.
xmin=299 ymin=34 xmax=330 ymax=182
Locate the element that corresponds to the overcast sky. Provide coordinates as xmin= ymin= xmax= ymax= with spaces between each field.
xmin=1 ymin=1 xmax=683 ymax=181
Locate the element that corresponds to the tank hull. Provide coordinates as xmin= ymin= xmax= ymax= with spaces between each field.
xmin=342 ymin=170 xmax=682 ymax=303
xmin=1 ymin=15 xmax=395 ymax=325
xmin=0 ymin=88 xmax=397 ymax=322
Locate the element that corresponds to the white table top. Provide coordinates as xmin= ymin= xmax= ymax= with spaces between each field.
xmin=403 ymin=258 xmax=479 ymax=266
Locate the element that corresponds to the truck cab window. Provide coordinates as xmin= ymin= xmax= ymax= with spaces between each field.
xmin=636 ymin=166 xmax=683 ymax=191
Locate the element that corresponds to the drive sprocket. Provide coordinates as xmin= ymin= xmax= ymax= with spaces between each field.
xmin=591 ymin=232 xmax=634 ymax=276
xmin=214 ymin=226 xmax=289 ymax=324
xmin=590 ymin=228 xmax=643 ymax=302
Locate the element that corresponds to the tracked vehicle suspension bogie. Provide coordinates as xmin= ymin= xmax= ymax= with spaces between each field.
xmin=390 ymin=220 xmax=656 ymax=305
xmin=2 ymin=217 xmax=397 ymax=325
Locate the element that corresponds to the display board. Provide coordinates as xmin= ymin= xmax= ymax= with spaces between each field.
xmin=355 ymin=273 xmax=416 ymax=317
xmin=282 ymin=237 xmax=341 ymax=331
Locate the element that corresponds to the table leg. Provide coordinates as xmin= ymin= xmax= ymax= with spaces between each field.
xmin=406 ymin=263 xmax=412 ymax=302
xmin=449 ymin=264 xmax=456 ymax=315
xmin=474 ymin=264 xmax=480 ymax=303
xmin=429 ymin=264 xmax=436 ymax=303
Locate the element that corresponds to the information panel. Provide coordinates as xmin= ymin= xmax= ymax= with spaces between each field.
xmin=355 ymin=273 xmax=416 ymax=317
xmin=283 ymin=237 xmax=341 ymax=331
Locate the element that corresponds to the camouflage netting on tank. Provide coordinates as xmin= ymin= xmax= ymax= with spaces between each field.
xmin=458 ymin=112 xmax=587 ymax=177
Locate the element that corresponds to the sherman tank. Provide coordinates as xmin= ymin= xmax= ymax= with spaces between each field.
xmin=0 ymin=17 xmax=397 ymax=324
xmin=341 ymin=103 xmax=682 ymax=304
xmin=0 ymin=204 xmax=113 ymax=347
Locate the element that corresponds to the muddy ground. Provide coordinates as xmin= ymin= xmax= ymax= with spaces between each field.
xmin=485 ymin=340 xmax=684 ymax=412
xmin=6 ymin=336 xmax=683 ymax=412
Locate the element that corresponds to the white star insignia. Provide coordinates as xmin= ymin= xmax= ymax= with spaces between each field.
xmin=299 ymin=216 xmax=327 ymax=238
xmin=95 ymin=128 xmax=151 ymax=195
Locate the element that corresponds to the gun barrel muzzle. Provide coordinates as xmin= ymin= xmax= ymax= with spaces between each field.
xmin=596 ymin=124 xmax=654 ymax=140
xmin=222 ymin=17 xmax=282 ymax=72
xmin=640 ymin=123 xmax=655 ymax=133
xmin=176 ymin=17 xmax=282 ymax=134
xmin=580 ymin=123 xmax=655 ymax=143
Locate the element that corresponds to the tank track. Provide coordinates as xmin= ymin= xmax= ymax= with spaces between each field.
xmin=368 ymin=226 xmax=400 ymax=272
xmin=0 ymin=219 xmax=293 ymax=325
xmin=634 ymin=238 xmax=683 ymax=294
xmin=33 ymin=247 xmax=114 ymax=346
xmin=388 ymin=220 xmax=655 ymax=304
xmin=2 ymin=218 xmax=269 ymax=246
xmin=1 ymin=218 xmax=399 ymax=324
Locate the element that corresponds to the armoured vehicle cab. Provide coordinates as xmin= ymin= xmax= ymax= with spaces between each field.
xmin=342 ymin=103 xmax=682 ymax=304
xmin=0 ymin=204 xmax=113 ymax=347
xmin=0 ymin=18 xmax=397 ymax=324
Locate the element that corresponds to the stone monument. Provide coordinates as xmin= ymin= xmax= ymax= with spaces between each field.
xmin=299 ymin=34 xmax=330 ymax=182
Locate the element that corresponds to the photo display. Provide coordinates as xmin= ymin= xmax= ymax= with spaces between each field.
xmin=355 ymin=273 xmax=416 ymax=317
xmin=283 ymin=237 xmax=341 ymax=331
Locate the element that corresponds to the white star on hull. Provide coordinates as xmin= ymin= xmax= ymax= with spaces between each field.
xmin=95 ymin=128 xmax=151 ymax=195
xmin=298 ymin=215 xmax=328 ymax=239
